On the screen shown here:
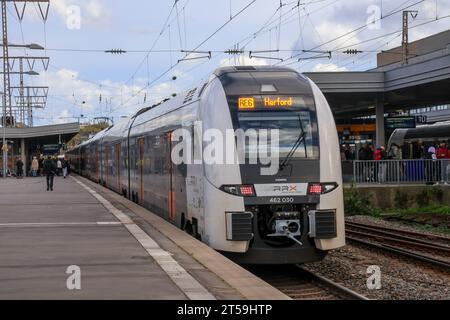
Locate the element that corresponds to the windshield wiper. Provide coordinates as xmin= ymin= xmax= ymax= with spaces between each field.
xmin=279 ymin=115 xmax=307 ymax=171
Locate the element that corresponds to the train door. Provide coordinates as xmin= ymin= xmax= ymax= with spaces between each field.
xmin=138 ymin=137 xmax=145 ymax=204
xmin=105 ymin=146 xmax=110 ymax=186
xmin=167 ymin=131 xmax=187 ymax=224
xmin=115 ymin=143 xmax=121 ymax=192
xmin=95 ymin=146 xmax=99 ymax=182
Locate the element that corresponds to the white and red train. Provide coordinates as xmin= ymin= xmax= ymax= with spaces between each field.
xmin=67 ymin=66 xmax=345 ymax=264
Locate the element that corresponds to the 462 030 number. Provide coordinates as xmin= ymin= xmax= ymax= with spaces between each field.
xmin=269 ymin=197 xmax=294 ymax=203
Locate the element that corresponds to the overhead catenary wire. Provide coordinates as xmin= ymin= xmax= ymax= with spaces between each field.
xmin=175 ymin=0 xmax=184 ymax=50
xmin=122 ymin=1 xmax=179 ymax=87
xmin=36 ymin=0 xmax=450 ymax=124
xmin=110 ymin=0 xmax=259 ymax=113
xmin=278 ymin=0 xmax=428 ymax=66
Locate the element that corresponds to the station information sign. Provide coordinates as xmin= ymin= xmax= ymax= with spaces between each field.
xmin=385 ymin=117 xmax=416 ymax=129
xmin=238 ymin=96 xmax=298 ymax=110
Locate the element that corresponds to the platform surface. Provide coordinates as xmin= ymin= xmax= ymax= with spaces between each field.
xmin=0 ymin=175 xmax=289 ymax=300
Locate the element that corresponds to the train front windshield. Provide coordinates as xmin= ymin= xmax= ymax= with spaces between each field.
xmin=238 ymin=111 xmax=318 ymax=159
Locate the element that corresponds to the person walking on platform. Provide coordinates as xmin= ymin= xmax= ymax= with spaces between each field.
xmin=56 ymin=158 xmax=62 ymax=176
xmin=43 ymin=156 xmax=56 ymax=191
xmin=66 ymin=160 xmax=71 ymax=176
xmin=31 ymin=156 xmax=39 ymax=177
xmin=15 ymin=157 xmax=24 ymax=179
xmin=62 ymin=158 xmax=69 ymax=179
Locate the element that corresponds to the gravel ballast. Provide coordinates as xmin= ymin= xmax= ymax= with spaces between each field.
xmin=303 ymin=215 xmax=450 ymax=300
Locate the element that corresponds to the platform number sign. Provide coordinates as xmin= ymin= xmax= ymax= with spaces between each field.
xmin=416 ymin=115 xmax=427 ymax=124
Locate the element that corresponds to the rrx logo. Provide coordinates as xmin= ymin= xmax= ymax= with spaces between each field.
xmin=274 ymin=185 xmax=297 ymax=192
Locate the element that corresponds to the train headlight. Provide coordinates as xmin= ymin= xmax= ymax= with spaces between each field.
xmin=221 ymin=185 xmax=239 ymax=195
xmin=322 ymin=182 xmax=338 ymax=194
xmin=221 ymin=185 xmax=255 ymax=197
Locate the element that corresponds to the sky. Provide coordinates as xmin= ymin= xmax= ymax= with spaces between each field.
xmin=5 ymin=0 xmax=450 ymax=125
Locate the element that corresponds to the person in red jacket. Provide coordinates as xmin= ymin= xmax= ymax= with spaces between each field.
xmin=374 ymin=148 xmax=381 ymax=161
xmin=436 ymin=143 xmax=448 ymax=159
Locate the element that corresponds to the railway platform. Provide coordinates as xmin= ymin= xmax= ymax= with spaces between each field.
xmin=0 ymin=175 xmax=289 ymax=300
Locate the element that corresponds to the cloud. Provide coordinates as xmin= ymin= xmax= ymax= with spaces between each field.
xmin=51 ymin=0 xmax=71 ymax=19
xmin=311 ymin=63 xmax=348 ymax=72
xmin=86 ymin=1 xmax=103 ymax=19
xmin=25 ymin=0 xmax=112 ymax=28
xmin=315 ymin=21 xmax=362 ymax=50
xmin=55 ymin=109 xmax=71 ymax=124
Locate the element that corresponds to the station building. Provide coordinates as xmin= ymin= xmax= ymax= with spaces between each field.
xmin=0 ymin=122 xmax=79 ymax=176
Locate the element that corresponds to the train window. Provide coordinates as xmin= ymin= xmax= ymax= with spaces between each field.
xmin=238 ymin=111 xmax=317 ymax=159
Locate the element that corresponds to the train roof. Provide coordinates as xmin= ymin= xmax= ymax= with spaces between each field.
xmin=129 ymin=66 xmax=309 ymax=126
xmin=389 ymin=122 xmax=450 ymax=147
xmin=214 ymin=66 xmax=312 ymax=96
xmin=131 ymin=86 xmax=203 ymax=127
xmin=213 ymin=66 xmax=297 ymax=77
xmin=71 ymin=66 xmax=313 ymax=149
xmin=101 ymin=117 xmax=131 ymax=142
xmin=404 ymin=123 xmax=450 ymax=139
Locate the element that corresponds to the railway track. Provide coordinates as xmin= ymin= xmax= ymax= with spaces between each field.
xmin=345 ymin=221 xmax=450 ymax=269
xmin=247 ymin=264 xmax=368 ymax=300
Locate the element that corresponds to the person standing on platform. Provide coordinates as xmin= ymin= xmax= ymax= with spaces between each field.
xmin=388 ymin=143 xmax=403 ymax=182
xmin=31 ymin=156 xmax=39 ymax=177
xmin=38 ymin=155 xmax=44 ymax=176
xmin=15 ymin=157 xmax=24 ymax=179
xmin=446 ymin=144 xmax=450 ymax=184
xmin=43 ymin=156 xmax=56 ymax=191
xmin=425 ymin=145 xmax=437 ymax=184
xmin=366 ymin=144 xmax=375 ymax=182
xmin=436 ymin=143 xmax=447 ymax=159
xmin=436 ymin=142 xmax=448 ymax=184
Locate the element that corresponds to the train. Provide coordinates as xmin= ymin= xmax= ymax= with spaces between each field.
xmin=67 ymin=66 xmax=345 ymax=264
xmin=388 ymin=122 xmax=450 ymax=158
xmin=388 ymin=122 xmax=450 ymax=147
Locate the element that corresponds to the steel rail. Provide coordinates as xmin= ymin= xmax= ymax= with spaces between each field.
xmin=346 ymin=236 xmax=450 ymax=269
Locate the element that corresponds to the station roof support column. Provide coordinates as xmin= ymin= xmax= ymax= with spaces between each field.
xmin=21 ymin=138 xmax=26 ymax=176
xmin=375 ymin=94 xmax=385 ymax=147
